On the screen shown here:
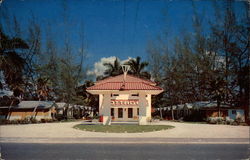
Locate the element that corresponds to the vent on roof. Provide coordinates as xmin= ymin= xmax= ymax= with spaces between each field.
xmin=121 ymin=65 xmax=130 ymax=89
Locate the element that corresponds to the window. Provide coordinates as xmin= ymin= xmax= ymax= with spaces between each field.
xmin=111 ymin=94 xmax=119 ymax=97
xmin=111 ymin=108 xmax=114 ymax=117
xmin=137 ymin=108 xmax=139 ymax=116
xmin=128 ymin=108 xmax=133 ymax=118
xmin=232 ymin=110 xmax=236 ymax=114
xmin=131 ymin=93 xmax=139 ymax=97
xmin=118 ymin=108 xmax=123 ymax=118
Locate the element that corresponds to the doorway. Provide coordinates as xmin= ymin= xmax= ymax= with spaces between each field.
xmin=118 ymin=108 xmax=123 ymax=118
xmin=128 ymin=108 xmax=133 ymax=118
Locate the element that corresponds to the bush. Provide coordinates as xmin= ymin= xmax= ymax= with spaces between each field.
xmin=56 ymin=114 xmax=64 ymax=121
xmin=235 ymin=115 xmax=245 ymax=123
xmin=30 ymin=117 xmax=38 ymax=123
xmin=41 ymin=118 xmax=54 ymax=123
xmin=0 ymin=117 xmax=56 ymax=124
xmin=21 ymin=117 xmax=31 ymax=124
xmin=92 ymin=115 xmax=100 ymax=120
xmin=0 ymin=119 xmax=10 ymax=125
xmin=11 ymin=119 xmax=19 ymax=124
xmin=153 ymin=115 xmax=162 ymax=120
xmin=225 ymin=117 xmax=234 ymax=125
xmin=207 ymin=117 xmax=225 ymax=124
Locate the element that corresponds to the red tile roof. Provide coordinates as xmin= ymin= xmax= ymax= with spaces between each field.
xmin=87 ymin=82 xmax=162 ymax=90
xmin=87 ymin=74 xmax=163 ymax=91
xmin=95 ymin=74 xmax=156 ymax=85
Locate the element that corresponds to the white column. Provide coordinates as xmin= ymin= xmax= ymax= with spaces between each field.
xmin=139 ymin=93 xmax=147 ymax=125
xmin=123 ymin=108 xmax=127 ymax=121
xmin=114 ymin=108 xmax=118 ymax=120
xmin=99 ymin=94 xmax=103 ymax=115
xmin=146 ymin=94 xmax=152 ymax=119
xmin=102 ymin=94 xmax=111 ymax=125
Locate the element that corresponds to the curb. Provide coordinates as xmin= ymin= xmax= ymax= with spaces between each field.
xmin=1 ymin=137 xmax=249 ymax=144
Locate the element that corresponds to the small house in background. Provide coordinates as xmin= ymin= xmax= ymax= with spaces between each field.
xmin=55 ymin=102 xmax=94 ymax=120
xmin=83 ymin=106 xmax=94 ymax=117
xmin=162 ymin=101 xmax=246 ymax=122
xmin=192 ymin=101 xmax=230 ymax=118
xmin=56 ymin=102 xmax=67 ymax=115
xmin=228 ymin=109 xmax=245 ymax=122
xmin=72 ymin=105 xmax=84 ymax=119
xmin=55 ymin=102 xmax=74 ymax=120
xmin=7 ymin=101 xmax=57 ymax=121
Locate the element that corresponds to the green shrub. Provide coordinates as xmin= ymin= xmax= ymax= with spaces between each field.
xmin=153 ymin=115 xmax=162 ymax=120
xmin=235 ymin=115 xmax=245 ymax=123
xmin=207 ymin=117 xmax=225 ymax=124
xmin=41 ymin=118 xmax=54 ymax=123
xmin=10 ymin=119 xmax=19 ymax=124
xmin=30 ymin=117 xmax=38 ymax=123
xmin=0 ymin=119 xmax=10 ymax=125
xmin=225 ymin=117 xmax=234 ymax=125
xmin=92 ymin=115 xmax=100 ymax=120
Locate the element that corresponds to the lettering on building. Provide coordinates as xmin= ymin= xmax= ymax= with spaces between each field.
xmin=111 ymin=99 xmax=139 ymax=106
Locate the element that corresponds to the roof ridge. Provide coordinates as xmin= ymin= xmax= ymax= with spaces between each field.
xmin=95 ymin=74 xmax=156 ymax=84
xmin=95 ymin=74 xmax=123 ymax=83
xmin=126 ymin=74 xmax=156 ymax=84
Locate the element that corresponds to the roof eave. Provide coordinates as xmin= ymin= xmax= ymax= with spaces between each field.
xmin=86 ymin=89 xmax=163 ymax=95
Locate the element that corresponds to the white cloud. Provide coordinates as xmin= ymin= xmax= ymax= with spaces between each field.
xmin=121 ymin=57 xmax=134 ymax=64
xmin=87 ymin=56 xmax=133 ymax=77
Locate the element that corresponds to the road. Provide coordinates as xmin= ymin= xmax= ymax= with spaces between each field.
xmin=1 ymin=143 xmax=249 ymax=160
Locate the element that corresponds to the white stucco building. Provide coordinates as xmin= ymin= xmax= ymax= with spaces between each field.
xmin=87 ymin=74 xmax=163 ymax=125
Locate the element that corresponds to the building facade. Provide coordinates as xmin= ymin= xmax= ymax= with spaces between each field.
xmin=87 ymin=74 xmax=163 ymax=125
xmin=4 ymin=101 xmax=57 ymax=121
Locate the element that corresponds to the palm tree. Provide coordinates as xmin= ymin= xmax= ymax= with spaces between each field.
xmin=0 ymin=28 xmax=29 ymax=97
xmin=209 ymin=76 xmax=230 ymax=117
xmin=1 ymin=28 xmax=29 ymax=119
xmin=125 ymin=56 xmax=151 ymax=79
xmin=103 ymin=57 xmax=123 ymax=77
xmin=36 ymin=77 xmax=50 ymax=101
xmin=31 ymin=77 xmax=51 ymax=119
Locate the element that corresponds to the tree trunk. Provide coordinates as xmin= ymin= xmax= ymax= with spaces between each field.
xmin=7 ymin=100 xmax=14 ymax=120
xmin=171 ymin=106 xmax=174 ymax=120
xmin=217 ymin=100 xmax=221 ymax=117
xmin=159 ymin=107 xmax=163 ymax=119
xmin=32 ymin=98 xmax=40 ymax=119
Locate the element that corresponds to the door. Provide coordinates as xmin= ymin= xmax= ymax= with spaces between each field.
xmin=128 ymin=108 xmax=133 ymax=118
xmin=111 ymin=108 xmax=114 ymax=117
xmin=118 ymin=108 xmax=123 ymax=118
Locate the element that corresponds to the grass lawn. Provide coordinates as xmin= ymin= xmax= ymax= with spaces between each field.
xmin=74 ymin=124 xmax=174 ymax=133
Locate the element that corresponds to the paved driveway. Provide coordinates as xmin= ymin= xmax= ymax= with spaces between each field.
xmin=0 ymin=121 xmax=249 ymax=143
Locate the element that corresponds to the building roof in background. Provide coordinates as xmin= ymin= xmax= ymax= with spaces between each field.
xmin=163 ymin=101 xmax=231 ymax=110
xmin=13 ymin=101 xmax=55 ymax=110
xmin=56 ymin=102 xmax=67 ymax=109
xmin=193 ymin=101 xmax=230 ymax=109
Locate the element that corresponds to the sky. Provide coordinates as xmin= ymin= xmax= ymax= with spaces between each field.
xmin=1 ymin=0 xmax=247 ymax=78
